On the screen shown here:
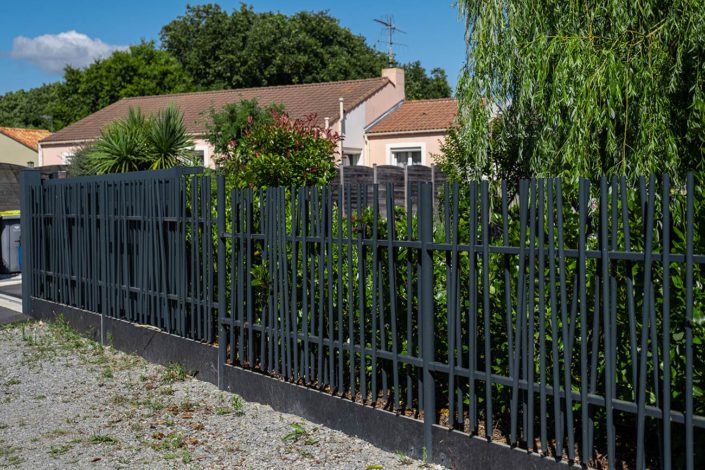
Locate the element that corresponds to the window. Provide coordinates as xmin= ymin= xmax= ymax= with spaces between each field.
xmin=343 ymin=153 xmax=361 ymax=166
xmin=194 ymin=149 xmax=206 ymax=166
xmin=391 ymin=147 xmax=422 ymax=167
xmin=183 ymin=148 xmax=206 ymax=166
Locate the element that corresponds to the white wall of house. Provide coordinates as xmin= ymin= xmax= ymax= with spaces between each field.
xmin=340 ymin=103 xmax=366 ymax=165
xmin=40 ymin=142 xmax=82 ymax=166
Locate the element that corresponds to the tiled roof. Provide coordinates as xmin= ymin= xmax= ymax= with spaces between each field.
xmin=41 ymin=77 xmax=392 ymax=144
xmin=367 ymin=98 xmax=457 ymax=134
xmin=0 ymin=127 xmax=52 ymax=151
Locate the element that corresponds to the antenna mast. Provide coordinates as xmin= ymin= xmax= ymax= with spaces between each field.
xmin=374 ymin=16 xmax=405 ymax=66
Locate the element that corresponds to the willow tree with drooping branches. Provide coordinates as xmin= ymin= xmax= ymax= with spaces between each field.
xmin=452 ymin=0 xmax=705 ymax=184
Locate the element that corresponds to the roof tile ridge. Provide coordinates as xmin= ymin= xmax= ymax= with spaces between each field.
xmin=119 ymin=77 xmax=390 ymax=102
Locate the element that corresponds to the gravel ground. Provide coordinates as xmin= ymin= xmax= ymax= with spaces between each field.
xmin=0 ymin=319 xmax=442 ymax=469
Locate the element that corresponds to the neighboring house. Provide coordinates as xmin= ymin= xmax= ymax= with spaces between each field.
xmin=0 ymin=163 xmax=66 ymax=211
xmin=39 ymin=68 xmax=406 ymax=168
xmin=0 ymin=127 xmax=52 ymax=167
xmin=364 ymin=98 xmax=457 ymax=167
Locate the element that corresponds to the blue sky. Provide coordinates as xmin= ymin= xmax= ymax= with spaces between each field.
xmin=0 ymin=1 xmax=466 ymax=95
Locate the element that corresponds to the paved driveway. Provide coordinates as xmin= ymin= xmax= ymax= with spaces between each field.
xmin=0 ymin=275 xmax=26 ymax=326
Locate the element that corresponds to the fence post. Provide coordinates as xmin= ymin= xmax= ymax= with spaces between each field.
xmin=217 ymin=175 xmax=226 ymax=390
xmin=430 ymin=165 xmax=436 ymax=209
xmin=404 ymin=166 xmax=409 ymax=212
xmin=20 ymin=169 xmax=41 ymax=317
xmin=419 ymin=183 xmax=435 ymax=459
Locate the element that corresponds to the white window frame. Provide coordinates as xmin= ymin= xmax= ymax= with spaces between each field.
xmin=386 ymin=142 xmax=426 ymax=167
xmin=192 ymin=144 xmax=209 ymax=167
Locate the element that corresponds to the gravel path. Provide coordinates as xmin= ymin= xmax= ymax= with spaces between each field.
xmin=0 ymin=319 xmax=442 ymax=469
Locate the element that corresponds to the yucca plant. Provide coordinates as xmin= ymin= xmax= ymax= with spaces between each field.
xmin=146 ymin=104 xmax=197 ymax=169
xmin=88 ymin=108 xmax=150 ymax=174
xmin=82 ymin=105 xmax=196 ymax=175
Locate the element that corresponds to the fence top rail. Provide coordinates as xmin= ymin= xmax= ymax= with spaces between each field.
xmin=26 ymin=166 xmax=203 ymax=186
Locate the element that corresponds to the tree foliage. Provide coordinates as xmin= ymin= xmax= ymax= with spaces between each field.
xmin=211 ymin=105 xmax=340 ymax=188
xmin=57 ymin=41 xmax=194 ymax=127
xmin=456 ymin=0 xmax=705 ymax=183
xmin=160 ymin=4 xmax=387 ymax=89
xmin=161 ymin=4 xmax=452 ymax=96
xmin=204 ymin=99 xmax=282 ymax=156
xmin=0 ymin=83 xmax=62 ymax=130
xmin=0 ymin=42 xmax=192 ymax=131
xmin=403 ymin=61 xmax=452 ymax=100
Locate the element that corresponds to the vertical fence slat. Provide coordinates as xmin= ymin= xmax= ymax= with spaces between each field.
xmin=481 ymin=181 xmax=493 ymax=440
xmin=420 ymin=183 xmax=435 ymax=458
xmin=684 ymin=173 xmax=694 ymax=470
xmin=661 ymin=174 xmax=671 ymax=470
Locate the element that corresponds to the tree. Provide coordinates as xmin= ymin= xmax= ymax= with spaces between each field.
xmin=456 ymin=0 xmax=705 ymax=183
xmin=73 ymin=105 xmax=195 ymax=175
xmin=161 ymin=4 xmax=389 ymax=89
xmin=204 ymin=99 xmax=283 ymax=156
xmin=403 ymin=61 xmax=452 ymax=100
xmin=0 ymin=41 xmax=193 ymax=131
xmin=0 ymin=83 xmax=62 ymax=130
xmin=56 ymin=41 xmax=194 ymax=127
xmin=209 ymin=104 xmax=340 ymax=188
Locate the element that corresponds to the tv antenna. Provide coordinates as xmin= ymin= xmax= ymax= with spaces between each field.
xmin=374 ymin=16 xmax=406 ymax=66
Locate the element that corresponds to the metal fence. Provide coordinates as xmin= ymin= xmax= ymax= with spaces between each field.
xmin=21 ymin=167 xmax=214 ymax=342
xmin=21 ymin=167 xmax=705 ymax=469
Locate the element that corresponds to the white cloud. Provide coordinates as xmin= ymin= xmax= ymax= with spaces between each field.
xmin=10 ymin=31 xmax=127 ymax=73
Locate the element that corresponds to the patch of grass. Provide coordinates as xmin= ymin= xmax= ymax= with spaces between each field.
xmin=215 ymin=406 xmax=231 ymax=416
xmin=0 ymin=440 xmax=23 ymax=466
xmin=231 ymin=394 xmax=245 ymax=416
xmin=298 ymin=448 xmax=314 ymax=459
xmin=151 ymin=432 xmax=184 ymax=451
xmin=43 ymin=429 xmax=70 ymax=438
xmin=49 ymin=315 xmax=86 ymax=350
xmin=160 ymin=363 xmax=191 ymax=384
xmin=4 ymin=378 xmax=20 ymax=386
xmin=1 ymin=319 xmax=33 ymax=332
xmin=32 ymin=394 xmax=47 ymax=401
xmin=49 ymin=444 xmax=72 ymax=457
xmin=89 ymin=434 xmax=118 ymax=445
xmin=181 ymin=450 xmax=192 ymax=464
xmin=111 ymin=394 xmax=129 ymax=406
xmin=395 ymin=450 xmax=413 ymax=465
xmin=101 ymin=367 xmax=114 ymax=379
xmin=282 ymin=423 xmax=313 ymax=444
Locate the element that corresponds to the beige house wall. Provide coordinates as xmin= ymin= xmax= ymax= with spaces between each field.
xmin=365 ymin=69 xmax=405 ymax=125
xmin=40 ymin=138 xmax=217 ymax=168
xmin=40 ymin=142 xmax=80 ymax=166
xmin=365 ymin=131 xmax=447 ymax=167
xmin=0 ymin=135 xmax=38 ymax=166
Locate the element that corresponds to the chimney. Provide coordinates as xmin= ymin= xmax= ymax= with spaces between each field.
xmin=382 ymin=67 xmax=405 ymax=100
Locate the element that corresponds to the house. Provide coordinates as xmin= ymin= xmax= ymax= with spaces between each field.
xmin=364 ymin=98 xmax=457 ymax=167
xmin=0 ymin=127 xmax=52 ymax=167
xmin=39 ymin=68 xmax=406 ymax=167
